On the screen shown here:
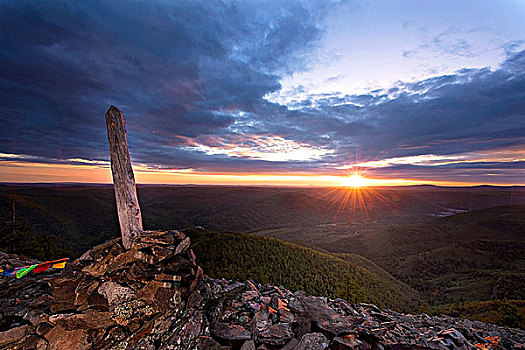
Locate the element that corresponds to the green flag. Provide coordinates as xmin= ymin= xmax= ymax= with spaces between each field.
xmin=16 ymin=264 xmax=37 ymax=279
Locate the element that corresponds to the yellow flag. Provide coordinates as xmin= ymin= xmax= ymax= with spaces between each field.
xmin=51 ymin=262 xmax=67 ymax=269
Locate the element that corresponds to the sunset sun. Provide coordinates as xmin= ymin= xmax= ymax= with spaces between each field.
xmin=345 ymin=174 xmax=368 ymax=188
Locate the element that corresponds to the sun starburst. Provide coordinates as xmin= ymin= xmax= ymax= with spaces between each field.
xmin=344 ymin=174 xmax=368 ymax=188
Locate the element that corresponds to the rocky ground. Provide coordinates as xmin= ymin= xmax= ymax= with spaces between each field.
xmin=0 ymin=230 xmax=523 ymax=349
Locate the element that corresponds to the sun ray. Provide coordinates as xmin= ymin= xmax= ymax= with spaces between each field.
xmin=323 ymin=162 xmax=406 ymax=226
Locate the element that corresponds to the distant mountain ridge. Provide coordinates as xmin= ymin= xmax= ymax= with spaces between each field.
xmin=1 ymin=184 xmax=523 ymax=255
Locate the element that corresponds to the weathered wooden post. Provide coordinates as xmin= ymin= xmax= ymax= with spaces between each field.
xmin=105 ymin=106 xmax=143 ymax=249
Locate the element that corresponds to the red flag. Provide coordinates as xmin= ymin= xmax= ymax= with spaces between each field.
xmin=33 ymin=261 xmax=52 ymax=273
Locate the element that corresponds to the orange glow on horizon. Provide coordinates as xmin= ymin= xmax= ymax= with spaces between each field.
xmin=0 ymin=160 xmax=518 ymax=187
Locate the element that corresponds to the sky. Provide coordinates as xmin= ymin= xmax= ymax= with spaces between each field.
xmin=0 ymin=0 xmax=524 ymax=186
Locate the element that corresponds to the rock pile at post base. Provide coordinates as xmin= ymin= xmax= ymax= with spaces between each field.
xmin=0 ymin=230 xmax=202 ymax=349
xmin=0 ymin=231 xmax=524 ymax=349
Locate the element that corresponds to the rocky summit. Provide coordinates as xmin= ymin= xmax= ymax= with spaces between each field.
xmin=0 ymin=231 xmax=524 ymax=349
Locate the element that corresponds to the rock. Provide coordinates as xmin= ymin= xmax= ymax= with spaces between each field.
xmin=252 ymin=307 xmax=270 ymax=335
xmin=73 ymin=278 xmax=99 ymax=307
xmin=257 ymin=323 xmax=293 ymax=346
xmin=190 ymin=266 xmax=204 ymax=291
xmin=196 ymin=336 xmax=223 ymax=349
xmin=0 ymin=324 xmax=29 ymax=347
xmin=44 ymin=325 xmax=89 ymax=350
xmin=137 ymin=280 xmax=175 ymax=313
xmin=174 ymin=237 xmax=191 ymax=255
xmin=296 ymin=332 xmax=329 ymax=350
xmin=279 ymin=308 xmax=295 ymax=324
xmin=151 ymin=246 xmax=175 ymax=261
xmin=35 ymin=322 xmax=53 ymax=336
xmin=438 ymin=327 xmax=468 ymax=346
xmin=333 ymin=334 xmax=367 ymax=349
xmin=211 ymin=322 xmax=252 ymax=341
xmin=302 ymin=296 xmax=353 ymax=336
xmin=139 ymin=232 xmax=175 ymax=245
xmin=84 ymin=289 xmax=108 ymax=310
xmin=23 ymin=309 xmax=49 ymax=326
xmin=48 ymin=309 xmax=115 ymax=330
xmin=154 ymin=273 xmax=181 ymax=282
xmin=242 ymin=290 xmax=259 ymax=302
xmin=98 ymin=281 xmax=134 ymax=305
xmin=176 ymin=310 xmax=206 ymax=347
xmin=29 ymin=294 xmax=53 ymax=310
xmin=80 ymin=243 xmax=124 ymax=277
xmin=112 ymin=299 xmax=155 ymax=326
xmin=49 ymin=274 xmax=83 ymax=313
xmin=35 ymin=337 xmax=48 ymax=350
xmin=240 ymin=339 xmax=256 ymax=350
xmin=281 ymin=338 xmax=299 ymax=350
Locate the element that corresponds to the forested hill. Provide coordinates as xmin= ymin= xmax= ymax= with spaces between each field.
xmin=184 ymin=228 xmax=421 ymax=312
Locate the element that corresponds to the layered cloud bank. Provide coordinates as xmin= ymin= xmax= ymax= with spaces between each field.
xmin=0 ymin=0 xmax=523 ymax=185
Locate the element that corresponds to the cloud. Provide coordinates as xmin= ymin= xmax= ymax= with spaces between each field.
xmin=401 ymin=26 xmax=496 ymax=60
xmin=178 ymin=134 xmax=333 ymax=162
xmin=0 ymin=0 xmax=523 ymax=184
xmin=0 ymin=0 xmax=328 ymax=163
xmin=265 ymin=50 xmax=525 ymax=182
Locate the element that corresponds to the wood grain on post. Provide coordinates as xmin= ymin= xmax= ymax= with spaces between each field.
xmin=105 ymin=106 xmax=143 ymax=249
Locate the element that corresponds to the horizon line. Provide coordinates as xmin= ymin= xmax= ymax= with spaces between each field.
xmin=1 ymin=181 xmax=524 ymax=189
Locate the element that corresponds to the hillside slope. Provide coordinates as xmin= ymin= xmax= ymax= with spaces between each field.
xmin=185 ymin=228 xmax=421 ymax=312
xmin=329 ymin=205 xmax=525 ymax=305
xmin=429 ymin=300 xmax=525 ymax=329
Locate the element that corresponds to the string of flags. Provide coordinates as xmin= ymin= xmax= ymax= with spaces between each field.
xmin=0 ymin=258 xmax=69 ymax=279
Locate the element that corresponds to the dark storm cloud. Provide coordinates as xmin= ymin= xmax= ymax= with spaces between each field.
xmin=0 ymin=0 xmax=326 ymax=163
xmin=0 ymin=0 xmax=523 ymax=184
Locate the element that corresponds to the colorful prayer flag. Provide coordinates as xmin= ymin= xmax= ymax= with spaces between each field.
xmin=16 ymin=264 xmax=37 ymax=278
xmin=51 ymin=262 xmax=67 ymax=269
xmin=1 ymin=258 xmax=68 ymax=278
xmin=1 ymin=268 xmax=14 ymax=277
xmin=32 ymin=262 xmax=52 ymax=273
